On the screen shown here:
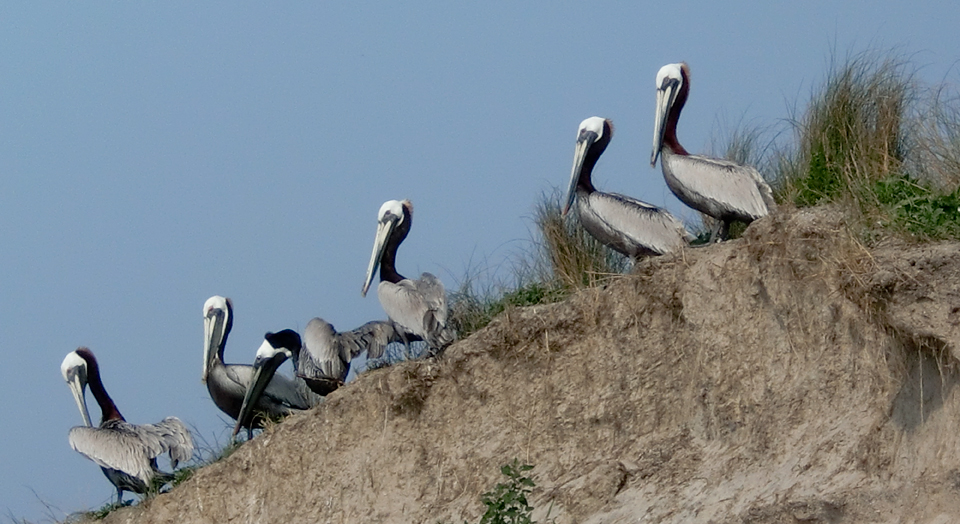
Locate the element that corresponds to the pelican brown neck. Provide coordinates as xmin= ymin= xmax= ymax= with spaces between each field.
xmin=75 ymin=347 xmax=125 ymax=423
xmin=379 ymin=206 xmax=411 ymax=285
xmin=663 ymin=64 xmax=691 ymax=156
xmin=577 ymin=122 xmax=613 ymax=193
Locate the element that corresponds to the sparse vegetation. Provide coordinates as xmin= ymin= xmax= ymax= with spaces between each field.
xmin=476 ymin=460 xmax=550 ymax=524
xmin=448 ymin=191 xmax=627 ymax=339
xmin=439 ymin=460 xmax=550 ymax=524
xmin=366 ymin=340 xmax=432 ymax=370
xmin=169 ymin=434 xmax=242 ymax=490
xmin=534 ymin=191 xmax=629 ymax=289
xmin=778 ymin=52 xmax=913 ymax=209
xmin=80 ymin=500 xmax=131 ymax=521
xmin=767 ymin=50 xmax=960 ymax=241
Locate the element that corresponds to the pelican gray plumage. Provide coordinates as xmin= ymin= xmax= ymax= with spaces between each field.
xmin=232 ymin=319 xmax=402 ymax=436
xmin=563 ymin=116 xmax=692 ymax=258
xmin=651 ymin=62 xmax=775 ymax=241
xmin=202 ymin=295 xmax=316 ymax=438
xmin=361 ymin=200 xmax=455 ymax=353
xmin=61 ymin=348 xmax=194 ymax=503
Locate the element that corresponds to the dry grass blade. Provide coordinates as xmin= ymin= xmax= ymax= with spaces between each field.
xmin=534 ymin=191 xmax=628 ymax=289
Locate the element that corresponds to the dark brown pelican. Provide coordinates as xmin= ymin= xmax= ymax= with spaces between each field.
xmin=202 ymin=295 xmax=316 ymax=438
xmin=231 ymin=319 xmax=402 ymax=436
xmin=564 ymin=116 xmax=691 ymax=258
xmin=361 ymin=200 xmax=455 ymax=353
xmin=651 ymin=62 xmax=775 ymax=241
xmin=61 ymin=348 xmax=194 ymax=502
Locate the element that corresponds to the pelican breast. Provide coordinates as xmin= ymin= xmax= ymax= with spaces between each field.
xmin=377 ymin=273 xmax=452 ymax=348
xmin=578 ymin=190 xmax=691 ymax=257
xmin=662 ymin=151 xmax=773 ymax=222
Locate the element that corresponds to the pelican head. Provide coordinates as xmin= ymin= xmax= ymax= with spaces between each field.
xmin=61 ymin=349 xmax=92 ymax=427
xmin=202 ymin=295 xmax=232 ymax=383
xmin=361 ymin=199 xmax=411 ymax=297
xmin=651 ymin=62 xmax=686 ymax=167
xmin=232 ymin=329 xmax=301 ymax=437
xmin=563 ymin=116 xmax=610 ymax=217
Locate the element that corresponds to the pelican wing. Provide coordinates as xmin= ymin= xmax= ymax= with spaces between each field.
xmin=378 ymin=273 xmax=455 ymax=349
xmin=302 ymin=318 xmax=403 ymax=379
xmin=663 ymin=153 xmax=771 ymax=221
xmin=68 ymin=418 xmax=193 ymax=484
xmin=223 ymin=364 xmax=311 ymax=412
xmin=301 ymin=318 xmax=345 ymax=381
xmin=582 ymin=191 xmax=691 ymax=256
xmin=149 ymin=417 xmax=194 ymax=468
xmin=339 ymin=320 xmax=404 ymax=360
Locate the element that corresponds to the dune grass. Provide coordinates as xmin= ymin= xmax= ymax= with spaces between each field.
xmin=447 ymin=191 xmax=627 ymax=339
xmin=449 ymin=49 xmax=960 ymax=343
xmin=773 ymin=50 xmax=960 ymax=241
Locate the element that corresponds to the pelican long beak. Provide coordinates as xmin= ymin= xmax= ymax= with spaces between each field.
xmin=67 ymin=375 xmax=92 ymax=427
xmin=563 ymin=133 xmax=596 ymax=217
xmin=232 ymin=341 xmax=290 ymax=437
xmin=651 ymin=79 xmax=680 ymax=167
xmin=202 ymin=310 xmax=225 ymax=383
xmin=361 ymin=218 xmax=396 ymax=297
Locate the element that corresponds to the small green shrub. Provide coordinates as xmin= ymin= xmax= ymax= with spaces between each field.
xmin=873 ymin=175 xmax=960 ymax=239
xmin=477 ymin=460 xmax=538 ymax=524
xmin=437 ymin=460 xmax=550 ymax=524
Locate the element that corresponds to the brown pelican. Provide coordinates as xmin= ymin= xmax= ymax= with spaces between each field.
xmin=202 ymin=295 xmax=316 ymax=438
xmin=61 ymin=348 xmax=194 ymax=502
xmin=651 ymin=62 xmax=775 ymax=241
xmin=361 ymin=200 xmax=455 ymax=353
xmin=231 ymin=319 xmax=402 ymax=436
xmin=564 ymin=116 xmax=691 ymax=258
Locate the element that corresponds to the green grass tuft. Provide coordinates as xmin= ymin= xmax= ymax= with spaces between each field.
xmin=873 ymin=175 xmax=960 ymax=240
xmin=81 ymin=500 xmax=131 ymax=521
xmin=716 ymin=47 xmax=960 ymax=243
xmin=778 ymin=50 xmax=912 ymax=211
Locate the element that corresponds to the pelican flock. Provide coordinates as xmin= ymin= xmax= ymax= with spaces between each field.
xmin=57 ymin=59 xmax=780 ymax=509
xmin=61 ymin=348 xmax=194 ymax=502
xmin=362 ymin=199 xmax=455 ymax=353
xmin=564 ymin=116 xmax=691 ymax=258
xmin=651 ymin=62 xmax=775 ymax=241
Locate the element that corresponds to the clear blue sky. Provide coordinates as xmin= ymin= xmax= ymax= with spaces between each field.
xmin=2 ymin=2 xmax=958 ymax=521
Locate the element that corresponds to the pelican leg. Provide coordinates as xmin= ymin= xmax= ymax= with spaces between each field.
xmin=398 ymin=330 xmax=413 ymax=360
xmin=718 ymin=221 xmax=730 ymax=242
xmin=707 ymin=219 xmax=723 ymax=243
xmin=115 ymin=486 xmax=124 ymax=504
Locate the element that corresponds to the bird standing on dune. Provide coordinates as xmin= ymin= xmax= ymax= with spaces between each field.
xmin=651 ymin=62 xmax=775 ymax=241
xmin=232 ymin=319 xmax=404 ymax=436
xmin=202 ymin=295 xmax=318 ymax=438
xmin=361 ymin=199 xmax=455 ymax=354
xmin=61 ymin=347 xmax=194 ymax=502
xmin=564 ymin=116 xmax=691 ymax=258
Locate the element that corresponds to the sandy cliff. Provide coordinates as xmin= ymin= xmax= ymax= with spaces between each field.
xmin=99 ymin=208 xmax=960 ymax=524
